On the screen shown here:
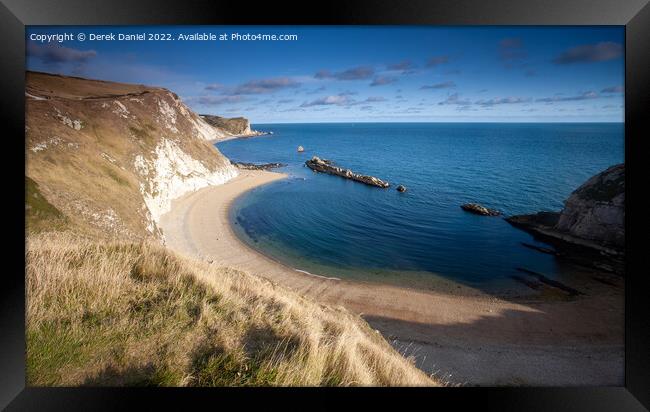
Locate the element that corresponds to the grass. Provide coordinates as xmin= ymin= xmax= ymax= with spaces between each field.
xmin=26 ymin=177 xmax=68 ymax=233
xmin=26 ymin=232 xmax=438 ymax=387
xmin=25 ymin=71 xmax=440 ymax=387
xmin=128 ymin=125 xmax=155 ymax=146
xmin=103 ymin=166 xmax=132 ymax=188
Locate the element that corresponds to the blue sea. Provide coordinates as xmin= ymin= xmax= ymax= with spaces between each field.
xmin=217 ymin=123 xmax=624 ymax=292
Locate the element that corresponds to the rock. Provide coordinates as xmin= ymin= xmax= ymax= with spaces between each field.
xmin=507 ymin=211 xmax=560 ymax=228
xmin=506 ymin=163 xmax=624 ymax=253
xmin=297 ymin=145 xmax=304 ymax=152
xmin=305 ymin=156 xmax=390 ymax=188
xmin=232 ymin=161 xmax=286 ymax=170
xmin=396 ymin=185 xmax=407 ymax=192
xmin=556 ymin=164 xmax=624 ymax=248
xmin=460 ymin=203 xmax=501 ymax=216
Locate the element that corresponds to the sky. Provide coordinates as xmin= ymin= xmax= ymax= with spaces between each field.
xmin=26 ymin=26 xmax=624 ymax=123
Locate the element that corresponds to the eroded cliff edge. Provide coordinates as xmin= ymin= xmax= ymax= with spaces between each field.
xmin=200 ymin=114 xmax=265 ymax=140
xmin=25 ymin=71 xmax=239 ymax=240
xmin=506 ymin=164 xmax=625 ymax=255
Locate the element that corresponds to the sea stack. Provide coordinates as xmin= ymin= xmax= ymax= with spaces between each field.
xmin=297 ymin=145 xmax=304 ymax=152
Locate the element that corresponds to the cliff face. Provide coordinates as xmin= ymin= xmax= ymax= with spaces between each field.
xmin=555 ymin=164 xmax=624 ymax=248
xmin=26 ymin=71 xmax=238 ymax=240
xmin=506 ymin=164 xmax=625 ymax=252
xmin=200 ymin=114 xmax=257 ymax=138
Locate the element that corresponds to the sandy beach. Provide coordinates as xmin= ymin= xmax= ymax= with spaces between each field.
xmin=159 ymin=170 xmax=624 ymax=386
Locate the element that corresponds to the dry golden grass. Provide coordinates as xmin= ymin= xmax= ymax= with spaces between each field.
xmin=26 ymin=232 xmax=439 ymax=387
xmin=26 ymin=71 xmax=159 ymax=100
xmin=25 ymin=72 xmax=441 ymax=387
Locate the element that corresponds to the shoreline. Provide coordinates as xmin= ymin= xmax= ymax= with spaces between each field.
xmin=159 ymin=170 xmax=624 ymax=386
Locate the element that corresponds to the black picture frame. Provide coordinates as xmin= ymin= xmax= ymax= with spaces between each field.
xmin=2 ymin=0 xmax=648 ymax=410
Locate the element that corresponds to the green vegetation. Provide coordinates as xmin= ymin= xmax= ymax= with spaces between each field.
xmin=25 ymin=177 xmax=67 ymax=232
xmin=129 ymin=125 xmax=156 ymax=146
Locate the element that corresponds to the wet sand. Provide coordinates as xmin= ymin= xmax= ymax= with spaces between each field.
xmin=159 ymin=170 xmax=624 ymax=386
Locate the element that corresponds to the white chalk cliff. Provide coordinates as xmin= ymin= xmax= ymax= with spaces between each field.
xmin=134 ymin=138 xmax=238 ymax=226
xmin=25 ymin=71 xmax=239 ymax=240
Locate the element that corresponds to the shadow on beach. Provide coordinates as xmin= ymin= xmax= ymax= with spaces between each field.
xmin=364 ymin=295 xmax=624 ymax=386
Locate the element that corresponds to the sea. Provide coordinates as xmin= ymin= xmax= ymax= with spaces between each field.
xmin=217 ymin=123 xmax=624 ymax=293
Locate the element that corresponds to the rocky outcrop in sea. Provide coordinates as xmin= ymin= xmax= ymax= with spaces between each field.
xmin=461 ymin=203 xmax=501 ymax=216
xmin=232 ymin=162 xmax=286 ymax=170
xmin=506 ymin=163 xmax=624 ymax=254
xmin=305 ymin=156 xmax=390 ymax=188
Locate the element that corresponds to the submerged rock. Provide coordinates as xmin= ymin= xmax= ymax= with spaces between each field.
xmin=305 ymin=156 xmax=390 ymax=188
xmin=460 ymin=203 xmax=501 ymax=216
xmin=506 ymin=163 xmax=624 ymax=253
xmin=396 ymin=185 xmax=407 ymax=192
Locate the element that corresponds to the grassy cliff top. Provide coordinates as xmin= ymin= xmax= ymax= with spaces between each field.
xmin=26 ymin=71 xmax=164 ymax=100
xmin=27 ymin=233 xmax=438 ymax=387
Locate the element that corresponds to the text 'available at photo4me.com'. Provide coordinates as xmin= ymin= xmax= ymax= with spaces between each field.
xmin=29 ymin=31 xmax=300 ymax=43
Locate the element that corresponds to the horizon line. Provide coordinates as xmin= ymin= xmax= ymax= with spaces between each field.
xmin=248 ymin=120 xmax=625 ymax=125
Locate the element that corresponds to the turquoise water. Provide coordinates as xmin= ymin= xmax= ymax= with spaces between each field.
xmin=217 ymin=123 xmax=624 ymax=290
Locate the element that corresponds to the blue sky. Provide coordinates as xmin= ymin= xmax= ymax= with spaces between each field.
xmin=26 ymin=26 xmax=624 ymax=123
